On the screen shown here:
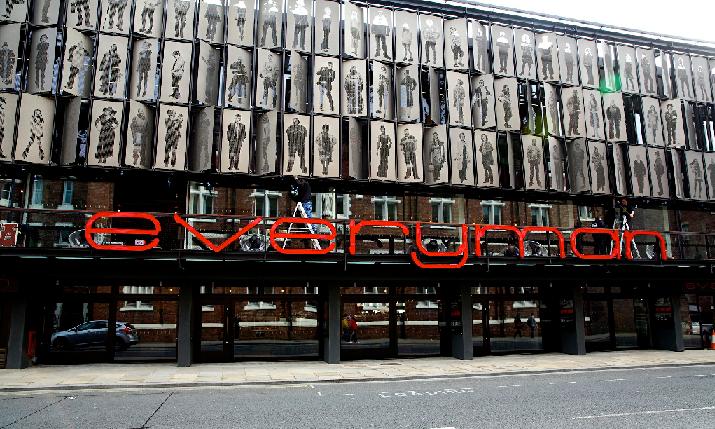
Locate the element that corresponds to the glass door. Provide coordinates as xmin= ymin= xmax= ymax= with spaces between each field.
xmin=199 ymin=302 xmax=233 ymax=362
xmin=584 ymin=299 xmax=611 ymax=351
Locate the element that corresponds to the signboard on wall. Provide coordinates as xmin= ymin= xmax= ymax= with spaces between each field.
xmin=0 ymin=223 xmax=18 ymax=247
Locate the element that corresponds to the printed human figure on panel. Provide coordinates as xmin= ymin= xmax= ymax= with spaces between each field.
xmin=372 ymin=10 xmax=391 ymax=60
xmin=449 ymin=26 xmax=465 ymax=68
xmin=428 ymin=129 xmax=446 ymax=182
xmin=473 ymin=77 xmax=492 ymax=129
xmin=135 ymin=41 xmax=152 ymax=98
xmin=93 ymin=106 xmax=120 ymax=164
xmin=226 ymin=113 xmax=247 ymax=171
xmin=315 ymin=60 xmax=336 ymax=112
xmin=562 ymin=40 xmax=575 ymax=82
xmin=526 ymin=138 xmax=542 ymax=188
xmin=592 ymin=145 xmax=606 ymax=192
xmin=623 ymin=53 xmax=636 ymax=92
xmin=169 ymin=50 xmax=186 ymax=100
xmin=227 ymin=58 xmax=249 ymax=105
xmin=479 ymin=133 xmax=495 ymax=185
xmin=422 ymin=18 xmax=441 ymax=66
xmin=399 ymin=128 xmax=419 ymax=180
xmin=163 ymin=109 xmax=184 ymax=168
xmin=401 ymin=23 xmax=413 ymax=62
xmin=640 ymin=51 xmax=655 ymax=93
xmin=316 ymin=123 xmax=337 ymax=176
xmin=376 ymin=125 xmax=392 ymax=178
xmin=21 ymin=109 xmax=45 ymax=160
xmin=260 ymin=0 xmax=279 ymax=46
xmin=291 ymin=0 xmax=310 ymax=50
xmin=97 ymin=44 xmax=122 ymax=96
xmin=495 ymin=31 xmax=511 ymax=74
xmin=33 ymin=34 xmax=50 ymax=91
xmin=129 ymin=108 xmax=149 ymax=166
xmin=344 ymin=65 xmax=364 ymax=115
xmin=285 ymin=117 xmax=308 ymax=174
xmin=587 ymin=92 xmax=601 ymax=139
xmin=537 ymin=34 xmax=555 ymax=81
xmin=497 ymin=84 xmax=513 ymax=129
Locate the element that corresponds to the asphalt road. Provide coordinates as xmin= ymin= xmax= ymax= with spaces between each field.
xmin=2 ymin=364 xmax=715 ymax=428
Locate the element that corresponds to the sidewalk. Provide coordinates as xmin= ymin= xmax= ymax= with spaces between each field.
xmin=2 ymin=350 xmax=715 ymax=392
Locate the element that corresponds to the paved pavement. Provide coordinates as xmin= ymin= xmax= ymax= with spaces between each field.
xmin=2 ymin=365 xmax=715 ymax=428
xmin=2 ymin=349 xmax=715 ymax=392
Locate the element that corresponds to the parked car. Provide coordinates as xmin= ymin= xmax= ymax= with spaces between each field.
xmin=51 ymin=320 xmax=139 ymax=351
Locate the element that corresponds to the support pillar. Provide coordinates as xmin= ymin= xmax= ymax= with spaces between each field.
xmin=177 ymin=285 xmax=194 ymax=367
xmin=451 ymin=284 xmax=473 ymax=360
xmin=560 ymin=287 xmax=586 ymax=355
xmin=323 ymin=286 xmax=340 ymax=364
xmin=6 ymin=295 xmax=28 ymax=369
xmin=650 ymin=292 xmax=684 ymax=352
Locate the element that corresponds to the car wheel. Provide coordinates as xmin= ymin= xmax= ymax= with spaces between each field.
xmin=53 ymin=337 xmax=71 ymax=351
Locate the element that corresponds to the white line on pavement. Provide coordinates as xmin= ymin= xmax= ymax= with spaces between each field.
xmin=656 ymin=376 xmax=672 ymax=379
xmin=573 ymin=406 xmax=715 ymax=420
xmin=605 ymin=378 xmax=626 ymax=382
xmin=568 ymin=381 xmax=577 ymax=384
xmin=317 ymin=392 xmax=322 ymax=396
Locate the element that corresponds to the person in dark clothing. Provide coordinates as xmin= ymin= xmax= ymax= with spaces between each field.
xmin=513 ymin=313 xmax=523 ymax=338
xmin=290 ymin=177 xmax=312 ymax=219
xmin=527 ymin=313 xmax=537 ymax=338
xmin=617 ymin=198 xmax=635 ymax=227
xmin=591 ymin=216 xmax=608 ymax=255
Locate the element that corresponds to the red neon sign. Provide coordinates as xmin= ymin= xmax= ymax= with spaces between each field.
xmin=84 ymin=212 xmax=668 ymax=267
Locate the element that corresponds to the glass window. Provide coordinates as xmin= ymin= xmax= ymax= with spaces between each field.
xmin=416 ymin=286 xmax=438 ymax=308
xmin=529 ymin=204 xmax=551 ymax=226
xmin=578 ymin=206 xmax=594 ymax=221
xmin=120 ymin=286 xmax=154 ymax=311
xmin=481 ymin=200 xmax=503 ymax=224
xmin=188 ymin=183 xmax=217 ymax=215
xmin=430 ymin=198 xmax=453 ymax=223
xmin=372 ymin=196 xmax=399 ymax=221
xmin=0 ymin=180 xmax=11 ymax=206
xmin=30 ymin=176 xmax=43 ymax=207
xmin=335 ymin=194 xmax=350 ymax=219
xmin=252 ymin=189 xmax=281 ymax=217
xmin=246 ymin=286 xmax=276 ymax=310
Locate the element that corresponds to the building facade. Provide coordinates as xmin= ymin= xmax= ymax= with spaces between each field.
xmin=0 ymin=0 xmax=714 ymax=368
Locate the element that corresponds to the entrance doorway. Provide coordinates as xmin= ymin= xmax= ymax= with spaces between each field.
xmin=584 ymin=286 xmax=650 ymax=352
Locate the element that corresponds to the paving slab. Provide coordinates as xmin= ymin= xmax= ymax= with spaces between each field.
xmin=1 ymin=350 xmax=715 ymax=392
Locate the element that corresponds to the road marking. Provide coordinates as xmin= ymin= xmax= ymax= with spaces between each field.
xmin=568 ymin=381 xmax=577 ymax=384
xmin=497 ymin=385 xmax=508 ymax=388
xmin=430 ymin=427 xmax=456 ymax=429
xmin=656 ymin=376 xmax=671 ymax=379
xmin=573 ymin=405 xmax=715 ymax=420
xmin=317 ymin=392 xmax=322 ymax=396
xmin=511 ymin=384 xmax=521 ymax=387
xmin=695 ymin=374 xmax=707 ymax=377
xmin=605 ymin=378 xmax=626 ymax=382
xmin=344 ymin=393 xmax=355 ymax=396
